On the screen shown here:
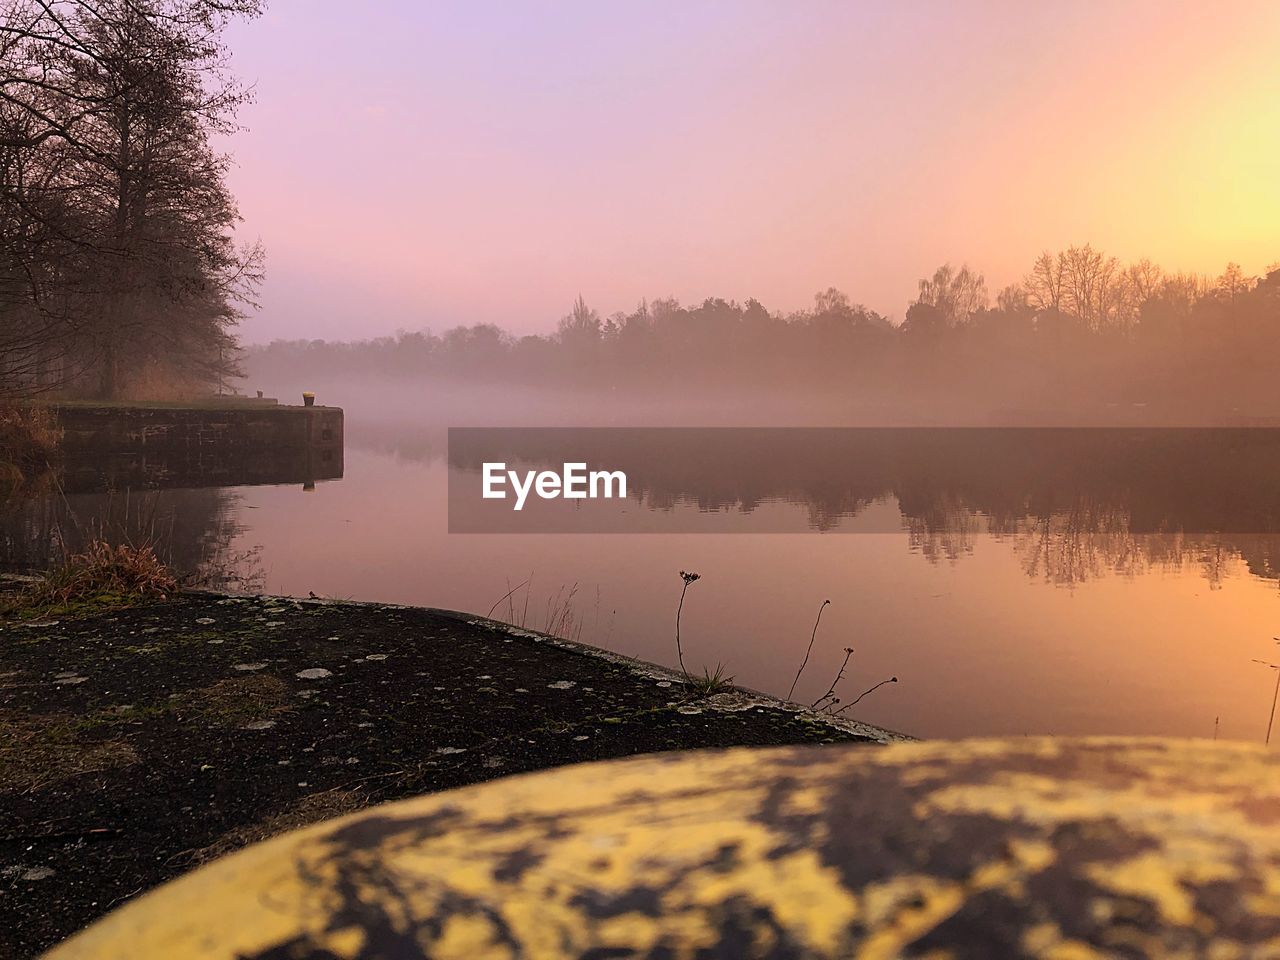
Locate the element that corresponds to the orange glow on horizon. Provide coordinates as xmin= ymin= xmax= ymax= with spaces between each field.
xmin=221 ymin=1 xmax=1280 ymax=341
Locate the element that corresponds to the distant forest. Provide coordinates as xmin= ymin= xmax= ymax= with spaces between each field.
xmin=252 ymin=250 xmax=1280 ymax=421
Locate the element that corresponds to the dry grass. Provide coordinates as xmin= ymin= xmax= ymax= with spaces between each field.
xmin=189 ymin=674 xmax=291 ymax=726
xmin=0 ymin=404 xmax=61 ymax=473
xmin=0 ymin=710 xmax=140 ymax=796
xmin=490 ymin=577 xmax=585 ymax=642
xmin=2 ymin=539 xmax=177 ymax=618
xmin=184 ymin=788 xmax=366 ymax=866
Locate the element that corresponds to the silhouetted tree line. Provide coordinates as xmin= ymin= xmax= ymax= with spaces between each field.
xmin=0 ymin=0 xmax=263 ymax=400
xmin=252 ymin=249 xmax=1280 ymax=421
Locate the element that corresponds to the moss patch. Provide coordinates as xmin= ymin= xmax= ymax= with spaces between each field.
xmin=187 ymin=675 xmax=292 ymax=727
xmin=0 ymin=711 xmax=140 ymax=795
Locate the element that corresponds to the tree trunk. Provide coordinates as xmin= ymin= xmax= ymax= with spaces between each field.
xmin=99 ymin=339 xmax=118 ymax=400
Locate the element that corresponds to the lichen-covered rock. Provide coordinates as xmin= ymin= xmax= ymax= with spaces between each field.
xmin=45 ymin=738 xmax=1280 ymax=958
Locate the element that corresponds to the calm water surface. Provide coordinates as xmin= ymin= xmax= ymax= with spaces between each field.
xmin=9 ymin=423 xmax=1280 ymax=743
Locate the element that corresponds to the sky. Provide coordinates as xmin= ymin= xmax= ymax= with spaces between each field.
xmin=222 ymin=1 xmax=1280 ymax=343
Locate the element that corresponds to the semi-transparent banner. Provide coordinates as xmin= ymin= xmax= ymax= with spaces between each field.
xmin=447 ymin=427 xmax=1280 ymax=534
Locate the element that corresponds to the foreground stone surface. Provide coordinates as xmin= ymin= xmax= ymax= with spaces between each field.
xmin=0 ymin=593 xmax=893 ymax=958
xmin=46 ymin=738 xmax=1280 ymax=960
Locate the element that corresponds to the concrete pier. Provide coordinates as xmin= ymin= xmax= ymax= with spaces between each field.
xmin=49 ymin=400 xmax=342 ymax=454
xmin=46 ymin=400 xmax=344 ymax=490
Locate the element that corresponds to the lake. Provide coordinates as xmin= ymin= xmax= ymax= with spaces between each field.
xmin=6 ymin=407 xmax=1280 ymax=743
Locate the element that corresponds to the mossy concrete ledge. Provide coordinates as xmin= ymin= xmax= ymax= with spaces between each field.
xmin=0 ymin=592 xmax=900 ymax=957
xmin=47 ymin=400 xmax=343 ymax=455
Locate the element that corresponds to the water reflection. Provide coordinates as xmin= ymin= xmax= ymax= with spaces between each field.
xmin=0 ymin=486 xmax=253 ymax=589
xmin=57 ymin=445 xmax=342 ymax=495
xmin=912 ymin=515 xmax=1280 ymax=589
xmin=3 ymin=423 xmax=1279 ymax=740
xmin=11 ymin=427 xmax=1274 ymax=593
xmin=0 ymin=430 xmax=337 ymax=586
xmin=442 ymin=428 xmax=1280 ymax=588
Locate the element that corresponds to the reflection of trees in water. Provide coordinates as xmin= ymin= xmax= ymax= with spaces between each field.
xmin=1012 ymin=529 xmax=1280 ymax=590
xmin=454 ymin=423 xmax=1280 ymax=589
xmin=1208 ymin=535 xmax=1280 ymax=585
xmin=903 ymin=495 xmax=1280 ymax=588
xmin=1009 ymin=512 xmax=1152 ymax=586
xmin=1 ymin=439 xmax=334 ymax=585
xmin=0 ymin=486 xmax=258 ymax=588
xmin=904 ymin=493 xmax=983 ymax=563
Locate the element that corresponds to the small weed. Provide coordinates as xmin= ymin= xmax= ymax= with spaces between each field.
xmin=789 ymin=598 xmax=830 ymax=700
xmin=675 ymin=570 xmax=700 ymax=675
xmin=488 ymin=576 xmax=586 ymax=642
xmin=778 ymin=595 xmax=901 ymax=719
xmin=686 ymin=661 xmax=735 ymax=698
xmin=829 ymin=676 xmax=899 ymax=716
xmin=812 ymin=646 xmax=854 ymax=711
xmin=542 ymin=583 xmax=581 ymax=640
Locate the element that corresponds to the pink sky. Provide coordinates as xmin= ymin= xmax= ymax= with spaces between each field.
xmin=224 ymin=1 xmax=1280 ymax=343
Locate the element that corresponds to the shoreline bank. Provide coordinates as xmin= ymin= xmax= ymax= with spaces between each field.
xmin=0 ymin=590 xmax=904 ymax=957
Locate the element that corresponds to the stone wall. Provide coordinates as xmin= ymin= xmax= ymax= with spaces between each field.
xmin=48 ymin=403 xmax=344 ymax=491
xmin=52 ymin=403 xmax=343 ymax=454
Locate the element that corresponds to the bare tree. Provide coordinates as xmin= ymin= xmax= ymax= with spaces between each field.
xmin=1024 ymin=251 xmax=1065 ymax=317
xmin=1124 ymin=258 xmax=1164 ymax=304
xmin=1058 ymin=245 xmax=1121 ymax=330
xmin=0 ymin=0 xmax=263 ymax=399
xmin=914 ymin=263 xmax=988 ymax=328
xmin=1216 ymin=262 xmax=1251 ymax=317
xmin=996 ymin=283 xmax=1029 ymax=314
